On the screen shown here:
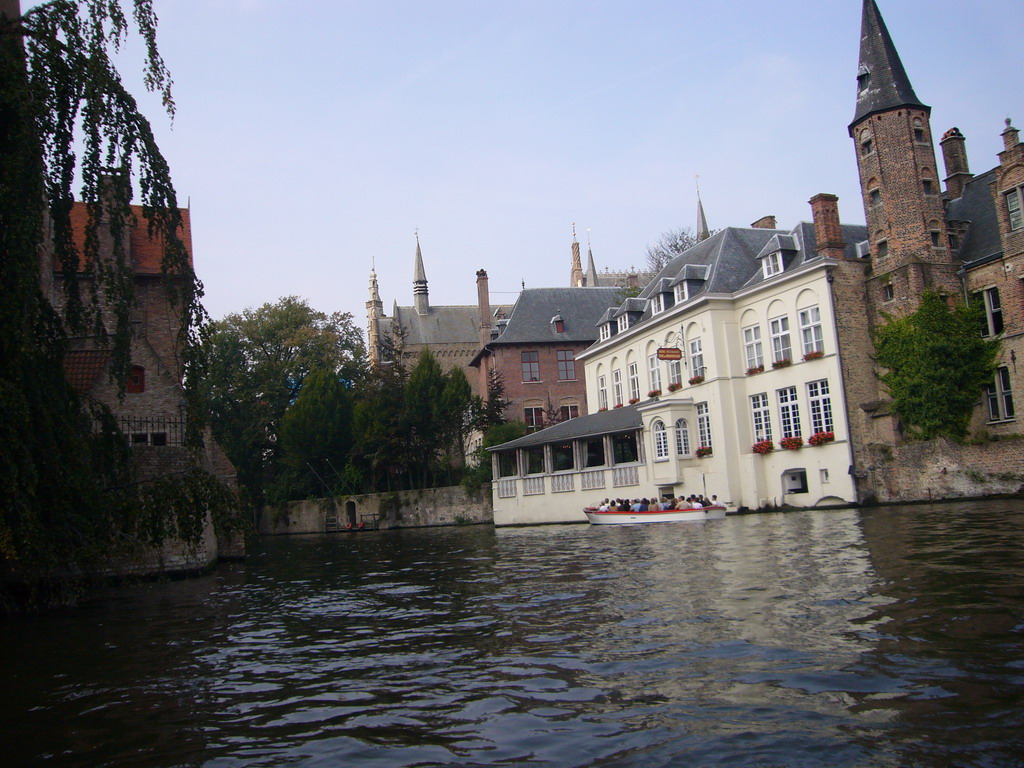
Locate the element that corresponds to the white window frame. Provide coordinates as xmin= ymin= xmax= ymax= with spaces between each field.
xmin=675 ymin=418 xmax=691 ymax=456
xmin=612 ymin=369 xmax=623 ymax=406
xmin=597 ymin=375 xmax=608 ymax=410
xmin=979 ymin=287 xmax=1004 ymax=337
xmin=647 ymin=354 xmax=662 ymax=393
xmin=674 ymin=283 xmax=689 ymax=303
xmin=689 ymin=338 xmax=705 ymax=379
xmin=778 ymin=386 xmax=801 ymax=438
xmin=743 ymin=325 xmax=764 ymax=369
xmin=807 ymin=379 xmax=834 ymax=434
xmin=751 ymin=392 xmax=772 ymax=442
xmin=617 ymin=315 xmax=630 ymax=333
xmin=668 ymin=358 xmax=682 ymax=388
xmin=651 ymin=294 xmax=665 ymax=314
xmin=762 ymin=252 xmax=782 ymax=278
xmin=600 ymin=323 xmax=611 ymax=341
xmin=769 ymin=315 xmax=791 ymax=363
xmin=798 ymin=306 xmax=824 ymax=355
xmin=1006 ymin=186 xmax=1023 ymax=231
xmin=696 ymin=402 xmax=712 ymax=450
xmin=653 ymin=420 xmax=669 ymax=460
xmin=628 ymin=362 xmax=640 ymax=402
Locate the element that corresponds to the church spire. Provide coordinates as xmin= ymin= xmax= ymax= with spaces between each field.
xmin=696 ymin=178 xmax=710 ymax=242
xmin=413 ymin=231 xmax=429 ymax=315
xmin=366 ymin=263 xmax=384 ymax=368
xmin=585 ymin=229 xmax=599 ymax=287
xmin=570 ymin=222 xmax=584 ymax=287
xmin=851 ymin=0 xmax=927 ymax=130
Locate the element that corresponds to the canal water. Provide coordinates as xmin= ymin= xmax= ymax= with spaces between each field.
xmin=2 ymin=501 xmax=1023 ymax=767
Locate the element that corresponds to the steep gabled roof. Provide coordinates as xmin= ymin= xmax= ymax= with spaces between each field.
xmin=851 ymin=0 xmax=927 ymax=129
xmin=947 ymin=167 xmax=1002 ymax=266
xmin=489 ymin=287 xmax=620 ymax=345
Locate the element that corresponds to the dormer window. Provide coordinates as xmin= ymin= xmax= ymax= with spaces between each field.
xmin=600 ymin=323 xmax=611 ymax=341
xmin=551 ymin=314 xmax=564 ymax=333
xmin=617 ymin=314 xmax=630 ymax=333
xmin=651 ymin=294 xmax=665 ymax=314
xmin=762 ymin=252 xmax=783 ymax=278
xmin=674 ymin=283 xmax=688 ymax=303
xmin=857 ymin=68 xmax=871 ymax=94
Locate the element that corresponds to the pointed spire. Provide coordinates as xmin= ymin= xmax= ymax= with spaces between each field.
xmin=412 ymin=230 xmax=429 ymax=315
xmin=585 ymin=228 xmax=599 ymax=287
xmin=851 ymin=0 xmax=927 ymax=129
xmin=570 ymin=222 xmax=584 ymax=287
xmin=696 ymin=176 xmax=710 ymax=242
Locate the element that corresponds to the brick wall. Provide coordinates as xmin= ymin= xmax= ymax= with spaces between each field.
xmin=494 ymin=342 xmax=590 ymax=426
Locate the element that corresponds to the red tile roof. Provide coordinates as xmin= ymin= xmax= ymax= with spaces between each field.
xmin=66 ymin=202 xmax=194 ymax=274
xmin=63 ymin=349 xmax=110 ymax=394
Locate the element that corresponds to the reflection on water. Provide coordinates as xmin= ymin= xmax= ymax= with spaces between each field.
xmin=2 ymin=500 xmax=1023 ymax=767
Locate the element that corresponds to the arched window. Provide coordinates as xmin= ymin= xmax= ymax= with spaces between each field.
xmin=126 ymin=365 xmax=145 ymax=394
xmin=653 ymin=420 xmax=668 ymax=460
xmin=675 ymin=419 xmax=691 ymax=456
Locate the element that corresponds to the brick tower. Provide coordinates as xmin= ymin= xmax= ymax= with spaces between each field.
xmin=850 ymin=0 xmax=958 ymax=316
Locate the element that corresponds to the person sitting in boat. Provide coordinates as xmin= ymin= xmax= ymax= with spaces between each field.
xmin=618 ymin=499 xmax=631 ymax=511
xmin=691 ymin=496 xmax=703 ymax=508
xmin=598 ymin=499 xmax=610 ymax=512
xmin=639 ymin=498 xmax=650 ymax=512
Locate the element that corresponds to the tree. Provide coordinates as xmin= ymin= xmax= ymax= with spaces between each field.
xmin=645 ymin=227 xmax=700 ymax=273
xmin=1 ymin=0 xmax=220 ymax=597
xmin=873 ymin=291 xmax=1000 ymax=440
xmin=404 ymin=350 xmax=447 ymax=488
xmin=199 ymin=297 xmax=366 ymax=507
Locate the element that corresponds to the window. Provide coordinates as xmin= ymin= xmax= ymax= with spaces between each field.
xmin=799 ymin=306 xmax=824 ymax=355
xmin=930 ymin=229 xmax=941 ymax=247
xmin=647 ymin=354 xmax=662 ymax=393
xmin=674 ymin=283 xmax=689 ymax=303
xmin=778 ymin=386 xmax=801 ymax=438
xmin=987 ymin=367 xmax=1015 ymax=422
xmin=861 ymin=137 xmax=873 ymax=155
xmin=497 ymin=451 xmax=517 ymax=478
xmin=751 ymin=393 xmax=773 ymax=442
xmin=675 ymin=419 xmax=691 ymax=456
xmin=743 ymin=325 xmax=764 ymax=370
xmin=1007 ymin=187 xmax=1023 ymax=230
xmin=551 ymin=441 xmax=575 ymax=472
xmin=612 ymin=433 xmax=638 ymax=464
xmin=769 ymin=316 xmax=791 ymax=363
xmin=877 ymin=240 xmax=888 ymax=258
xmin=600 ymin=323 xmax=612 ymax=341
xmin=613 ymin=369 xmax=623 ymax=406
xmin=689 ymin=338 xmax=705 ymax=379
xmin=913 ymin=121 xmax=927 ymax=144
xmin=869 ymin=188 xmax=881 ymax=206
xmin=126 ymin=365 xmax=145 ymax=394
xmin=558 ymin=404 xmax=579 ymax=422
xmin=521 ymin=351 xmax=540 ymax=382
xmin=763 ymin=252 xmax=782 ymax=278
xmin=857 ymin=73 xmax=871 ymax=95
xmin=922 ymin=179 xmax=934 ymax=195
xmin=696 ymin=402 xmax=712 ymax=450
xmin=807 ymin=379 xmax=834 ymax=434
xmin=977 ymin=287 xmax=1004 ymax=336
xmin=597 ymin=375 xmax=608 ymax=410
xmin=585 ymin=438 xmax=605 ymax=468
xmin=653 ymin=421 xmax=669 ymax=460
xmin=668 ymin=358 xmax=682 ymax=388
xmin=524 ymin=406 xmax=544 ymax=432
xmin=651 ymin=294 xmax=665 ymax=314
xmin=525 ymin=445 xmax=545 ymax=474
xmin=628 ymin=362 xmax=640 ymax=401
xmin=783 ymin=469 xmax=808 ymax=494
xmin=557 ymin=350 xmax=576 ymax=381
xmin=617 ymin=314 xmax=630 ymax=333
xmin=883 ymin=283 xmax=894 ymax=302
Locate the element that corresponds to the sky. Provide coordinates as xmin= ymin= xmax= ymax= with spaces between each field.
xmin=53 ymin=0 xmax=1024 ymax=327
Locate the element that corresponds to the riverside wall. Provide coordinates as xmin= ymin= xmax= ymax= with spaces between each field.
xmin=861 ymin=438 xmax=1024 ymax=503
xmin=259 ymin=485 xmax=493 ymax=535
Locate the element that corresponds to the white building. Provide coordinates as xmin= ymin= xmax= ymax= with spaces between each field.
xmin=488 ymin=204 xmax=868 ymax=525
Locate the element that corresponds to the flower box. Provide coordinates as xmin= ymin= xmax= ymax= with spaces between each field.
xmin=688 ymin=375 xmax=705 ymax=385
xmin=598 ymin=407 xmax=608 ymax=412
xmin=808 ymin=431 xmax=835 ymax=446
xmin=752 ymin=439 xmax=774 ymax=455
xmin=628 ymin=397 xmax=640 ymax=405
xmin=802 ymin=350 xmax=824 ymax=361
xmin=772 ymin=358 xmax=792 ymax=369
xmin=647 ymin=389 xmax=662 ymax=398
xmin=667 ymin=382 xmax=682 ymax=392
xmin=780 ymin=436 xmax=804 ymax=450
xmin=746 ymin=365 xmax=765 ymax=376
xmin=695 ymin=446 xmax=713 ymax=458
xmin=613 ymin=403 xmax=623 ymax=408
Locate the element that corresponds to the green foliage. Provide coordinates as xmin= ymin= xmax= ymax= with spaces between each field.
xmin=198 ymin=296 xmax=366 ymax=506
xmin=462 ymin=420 xmax=528 ymax=492
xmin=873 ymin=292 xmax=1000 ymax=441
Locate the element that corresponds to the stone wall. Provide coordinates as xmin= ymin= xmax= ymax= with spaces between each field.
xmin=861 ymin=438 xmax=1024 ymax=503
xmin=260 ymin=484 xmax=493 ymax=535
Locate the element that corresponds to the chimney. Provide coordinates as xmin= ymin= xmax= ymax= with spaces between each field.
xmin=809 ymin=194 xmax=846 ymax=260
xmin=750 ymin=215 xmax=777 ymax=229
xmin=476 ymin=269 xmax=491 ymax=348
xmin=940 ymin=127 xmax=972 ymax=200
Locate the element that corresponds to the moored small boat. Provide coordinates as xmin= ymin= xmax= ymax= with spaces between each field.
xmin=583 ymin=506 xmax=726 ymax=525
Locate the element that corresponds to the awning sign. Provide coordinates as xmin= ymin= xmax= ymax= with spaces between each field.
xmin=657 ymin=347 xmax=683 ymax=360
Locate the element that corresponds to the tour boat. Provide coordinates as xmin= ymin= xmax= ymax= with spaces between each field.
xmin=583 ymin=505 xmax=727 ymax=525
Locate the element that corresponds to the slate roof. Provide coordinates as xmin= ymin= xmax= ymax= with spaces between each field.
xmin=851 ymin=0 xmax=927 ymax=128
xmin=488 ymin=287 xmax=621 ymax=345
xmin=67 ymin=202 xmax=194 ymax=273
xmin=487 ymin=404 xmax=643 ymax=452
xmin=393 ymin=304 xmax=485 ymax=347
xmin=741 ymin=222 xmax=868 ymax=290
xmin=946 ymin=167 xmax=1002 ymax=266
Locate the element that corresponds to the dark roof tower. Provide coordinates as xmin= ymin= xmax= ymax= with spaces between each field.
xmin=850 ymin=0 xmax=928 ymax=131
xmin=413 ymin=232 xmax=429 ymax=315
